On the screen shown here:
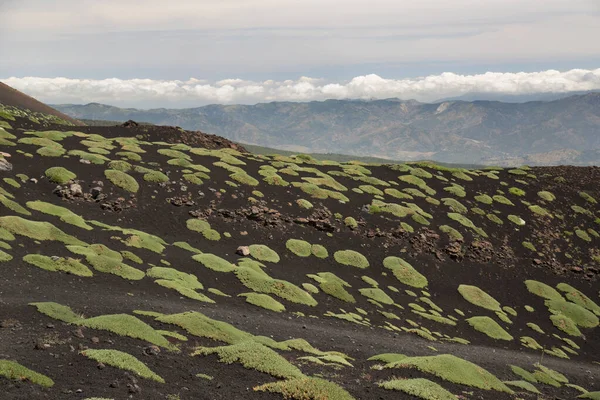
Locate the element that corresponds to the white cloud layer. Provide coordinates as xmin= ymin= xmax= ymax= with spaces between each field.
xmin=4 ymin=68 xmax=600 ymax=108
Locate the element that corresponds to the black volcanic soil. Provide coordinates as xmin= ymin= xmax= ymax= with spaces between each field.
xmin=0 ymin=109 xmax=599 ymax=399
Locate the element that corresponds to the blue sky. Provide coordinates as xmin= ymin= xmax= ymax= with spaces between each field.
xmin=1 ymin=0 xmax=599 ymax=106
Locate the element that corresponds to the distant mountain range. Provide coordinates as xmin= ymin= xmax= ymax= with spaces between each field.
xmin=55 ymin=93 xmax=600 ymax=166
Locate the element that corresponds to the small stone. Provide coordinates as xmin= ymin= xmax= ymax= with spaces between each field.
xmin=69 ymin=183 xmax=83 ymax=196
xmin=46 ymin=323 xmax=55 ymax=329
xmin=240 ymin=231 xmax=248 ymax=236
xmin=90 ymin=186 xmax=103 ymax=199
xmin=79 ymin=159 xmax=91 ymax=164
xmin=143 ymin=345 xmax=160 ymax=356
xmin=29 ymin=178 xmax=38 ymax=184
xmin=91 ymin=337 xmax=100 ymax=344
xmin=236 ymin=246 xmax=250 ymax=256
xmin=72 ymin=328 xmax=85 ymax=338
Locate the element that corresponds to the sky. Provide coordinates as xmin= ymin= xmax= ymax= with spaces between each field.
xmin=1 ymin=0 xmax=599 ymax=107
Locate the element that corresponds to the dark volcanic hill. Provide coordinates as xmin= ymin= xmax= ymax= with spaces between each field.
xmin=0 ymin=82 xmax=84 ymax=127
xmin=1 ymin=99 xmax=600 ymax=399
xmin=55 ymin=94 xmax=600 ymax=166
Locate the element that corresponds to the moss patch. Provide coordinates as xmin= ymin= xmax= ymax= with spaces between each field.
xmin=67 ymin=244 xmax=145 ymax=280
xmin=80 ymin=314 xmax=171 ymax=348
xmin=383 ymin=256 xmax=428 ymax=288
xmin=248 ymin=244 xmax=280 ymax=263
xmin=0 ymin=216 xmax=86 ymax=245
xmin=286 ymin=239 xmax=312 ymax=257
xmin=26 ymin=201 xmax=93 ymax=230
xmin=81 ymin=349 xmax=164 ymax=383
xmin=235 ymin=267 xmax=317 ymax=306
xmin=104 ymin=169 xmax=139 ymax=192
xmin=239 ymin=293 xmax=286 ymax=312
xmin=385 ymin=354 xmax=512 ymax=393
xmin=23 ymin=254 xmax=93 ymax=277
xmin=458 ymin=284 xmax=501 ymax=312
xmin=0 ymin=360 xmax=54 ymax=388
xmin=334 ymin=250 xmax=369 ymax=269
xmin=192 ymin=253 xmax=235 ymax=272
xmin=466 ymin=316 xmax=513 ymax=340
xmin=379 ymin=378 xmax=455 ymax=399
xmin=45 ymin=166 xmax=76 ymax=184
xmin=255 ymin=377 xmax=354 ymax=400
xmin=193 ymin=341 xmax=303 ymax=379
xmin=29 ymin=302 xmax=84 ymax=323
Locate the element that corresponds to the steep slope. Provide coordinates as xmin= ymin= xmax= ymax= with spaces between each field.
xmin=1 ymin=104 xmax=600 ymax=399
xmin=55 ymin=94 xmax=600 ymax=165
xmin=0 ymin=82 xmax=84 ymax=126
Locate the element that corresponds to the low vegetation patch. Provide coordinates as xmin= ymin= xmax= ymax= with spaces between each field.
xmin=383 ymin=256 xmax=428 ymax=288
xmin=466 ymin=316 xmax=513 ymax=340
xmin=193 ymin=341 xmax=304 ymax=379
xmin=379 ymin=378 xmax=455 ymax=399
xmin=239 ymin=293 xmax=286 ymax=312
xmin=385 ymin=354 xmax=512 ymax=393
xmin=23 ymin=254 xmax=93 ymax=277
xmin=458 ymin=284 xmax=501 ymax=312
xmin=45 ymin=166 xmax=76 ymax=184
xmin=104 ymin=169 xmax=139 ymax=192
xmin=0 ymin=360 xmax=54 ymax=388
xmin=334 ymin=250 xmax=369 ymax=269
xmin=254 ymin=376 xmax=355 ymax=400
xmin=286 ymin=239 xmax=312 ymax=257
xmin=81 ymin=349 xmax=164 ymax=383
xmin=249 ymin=244 xmax=280 ymax=263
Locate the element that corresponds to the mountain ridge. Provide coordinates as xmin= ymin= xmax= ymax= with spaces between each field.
xmin=54 ymin=93 xmax=600 ymax=166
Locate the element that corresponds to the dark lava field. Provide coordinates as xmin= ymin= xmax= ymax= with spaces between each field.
xmin=0 ymin=98 xmax=599 ymax=400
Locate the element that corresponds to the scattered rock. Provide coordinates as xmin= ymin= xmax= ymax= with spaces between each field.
xmin=0 ymin=158 xmax=12 ymax=171
xmin=236 ymin=246 xmax=250 ymax=256
xmin=143 ymin=345 xmax=160 ymax=356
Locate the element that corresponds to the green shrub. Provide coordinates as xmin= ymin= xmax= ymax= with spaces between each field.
xmin=0 ymin=216 xmax=85 ymax=245
xmin=82 ymin=349 xmax=164 ymax=382
xmin=383 ymin=256 xmax=428 ymax=288
xmin=192 ymin=253 xmax=235 ymax=272
xmin=379 ymin=378 xmax=455 ymax=399
xmin=343 ymin=216 xmax=358 ymax=229
xmin=0 ymin=360 xmax=54 ymax=387
xmin=458 ymin=284 xmax=501 ymax=311
xmin=193 ymin=341 xmax=303 ymax=379
xmin=466 ymin=316 xmax=513 ymax=340
xmin=507 ymin=215 xmax=526 ymax=226
xmin=80 ymin=314 xmax=171 ymax=348
xmin=255 ymin=377 xmax=354 ymax=400
xmin=67 ymin=244 xmax=145 ymax=280
xmin=509 ymin=187 xmax=526 ymax=196
xmin=311 ymin=244 xmax=328 ymax=258
xmin=239 ymin=293 xmax=285 ymax=312
xmin=538 ymin=191 xmax=556 ymax=202
xmin=525 ymin=280 xmax=563 ymax=301
xmin=296 ymin=199 xmax=313 ymax=209
xmin=286 ymin=239 xmax=312 ymax=257
xmin=384 ymin=354 xmax=512 ymax=392
xmin=545 ymin=299 xmax=598 ymax=328
xmin=108 ymin=160 xmax=132 ymax=172
xmin=26 ymin=201 xmax=93 ymax=230
xmin=334 ymin=250 xmax=369 ymax=269
xmin=249 ymin=244 xmax=280 ymax=263
xmin=235 ymin=267 xmax=317 ymax=306
xmin=143 ymin=170 xmax=169 ymax=183
xmin=45 ymin=167 xmax=76 ymax=184
xmin=104 ymin=169 xmax=139 ymax=192
xmin=29 ymin=302 xmax=84 ymax=323
xmin=23 ymin=254 xmax=93 ymax=277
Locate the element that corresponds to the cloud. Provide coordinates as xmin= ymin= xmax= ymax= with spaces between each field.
xmin=3 ymin=68 xmax=600 ymax=107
